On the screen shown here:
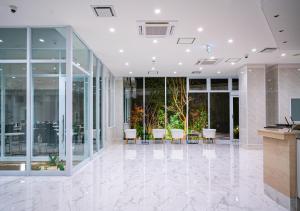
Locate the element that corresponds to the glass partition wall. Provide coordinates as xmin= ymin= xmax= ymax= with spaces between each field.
xmin=124 ymin=77 xmax=238 ymax=142
xmin=0 ymin=27 xmax=105 ymax=175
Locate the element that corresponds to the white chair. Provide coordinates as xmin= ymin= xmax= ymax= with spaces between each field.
xmin=152 ymin=129 xmax=166 ymax=143
xmin=124 ymin=129 xmax=137 ymax=144
xmin=170 ymin=129 xmax=185 ymax=144
xmin=202 ymin=129 xmax=216 ymax=143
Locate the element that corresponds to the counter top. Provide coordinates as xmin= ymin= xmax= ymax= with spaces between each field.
xmin=258 ymin=128 xmax=296 ymax=140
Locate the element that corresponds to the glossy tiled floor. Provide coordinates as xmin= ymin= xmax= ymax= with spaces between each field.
xmin=0 ymin=143 xmax=287 ymax=211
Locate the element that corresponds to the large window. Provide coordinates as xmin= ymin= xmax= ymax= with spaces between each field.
xmin=145 ymin=78 xmax=165 ymax=140
xmin=108 ymin=73 xmax=115 ymax=127
xmin=0 ymin=63 xmax=27 ymax=170
xmin=188 ymin=93 xmax=208 ymax=133
xmin=0 ymin=28 xmax=27 ymax=60
xmin=31 ymin=28 xmax=66 ymax=60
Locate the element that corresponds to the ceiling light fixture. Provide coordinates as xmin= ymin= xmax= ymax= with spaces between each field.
xmin=178 ymin=62 xmax=183 ymax=66
xmin=210 ymin=56 xmax=215 ymax=60
xmin=281 ymin=53 xmax=286 ymax=57
xmin=12 ymin=76 xmax=16 ymax=79
xmin=39 ymin=38 xmax=45 ymax=43
xmin=197 ymin=27 xmax=204 ymax=32
xmin=129 ymin=71 xmax=133 ymax=74
xmin=231 ymin=62 xmax=235 ymax=65
xmin=119 ymin=49 xmax=124 ymax=53
xmin=228 ymin=39 xmax=234 ymax=43
xmin=185 ymin=49 xmax=191 ymax=53
xmin=217 ymin=71 xmax=221 ymax=74
xmin=154 ymin=8 xmax=161 ymax=14
xmin=199 ymin=67 xmax=203 ymax=70
xmin=125 ymin=62 xmax=129 ymax=66
xmin=151 ymin=67 xmax=155 ymax=70
xmin=152 ymin=56 xmax=156 ymax=60
xmin=174 ymin=71 xmax=177 ymax=74
xmin=0 ymin=39 xmax=3 ymax=43
xmin=153 ymin=39 xmax=158 ymax=44
xmin=109 ymin=27 xmax=115 ymax=32
xmin=251 ymin=48 xmax=257 ymax=52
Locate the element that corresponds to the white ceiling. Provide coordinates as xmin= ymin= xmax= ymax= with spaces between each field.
xmin=0 ymin=0 xmax=299 ymax=77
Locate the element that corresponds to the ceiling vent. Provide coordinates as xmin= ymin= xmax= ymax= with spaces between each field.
xmin=92 ymin=5 xmax=116 ymax=17
xmin=148 ymin=71 xmax=159 ymax=75
xmin=191 ymin=71 xmax=202 ymax=75
xmin=225 ymin=58 xmax=241 ymax=63
xmin=259 ymin=47 xmax=277 ymax=53
xmin=195 ymin=58 xmax=222 ymax=65
xmin=177 ymin=38 xmax=195 ymax=44
xmin=137 ymin=21 xmax=177 ymax=37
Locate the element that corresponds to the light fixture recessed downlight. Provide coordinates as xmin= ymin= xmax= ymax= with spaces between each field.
xmin=119 ymin=49 xmax=124 ymax=53
xmin=251 ymin=48 xmax=257 ymax=52
xmin=125 ymin=62 xmax=129 ymax=66
xmin=210 ymin=56 xmax=215 ymax=60
xmin=39 ymin=38 xmax=45 ymax=43
xmin=231 ymin=62 xmax=235 ymax=65
xmin=178 ymin=62 xmax=183 ymax=66
xmin=228 ymin=39 xmax=234 ymax=43
xmin=185 ymin=48 xmax=191 ymax=53
xmin=153 ymin=39 xmax=158 ymax=44
xmin=173 ymin=71 xmax=177 ymax=74
xmin=0 ymin=39 xmax=3 ymax=43
xmin=281 ymin=53 xmax=286 ymax=57
xmin=151 ymin=67 xmax=155 ymax=70
xmin=154 ymin=8 xmax=161 ymax=14
xmin=197 ymin=27 xmax=204 ymax=32
xmin=129 ymin=71 xmax=133 ymax=74
xmin=109 ymin=27 xmax=115 ymax=32
xmin=152 ymin=56 xmax=156 ymax=60
xmin=217 ymin=71 xmax=221 ymax=74
xmin=199 ymin=67 xmax=203 ymax=70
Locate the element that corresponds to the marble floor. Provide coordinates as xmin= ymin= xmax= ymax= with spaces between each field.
xmin=0 ymin=143 xmax=287 ymax=211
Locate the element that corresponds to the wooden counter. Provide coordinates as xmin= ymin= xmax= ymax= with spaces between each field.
xmin=258 ymin=128 xmax=297 ymax=204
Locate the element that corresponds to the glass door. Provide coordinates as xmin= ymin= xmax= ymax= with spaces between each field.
xmin=31 ymin=63 xmax=66 ymax=171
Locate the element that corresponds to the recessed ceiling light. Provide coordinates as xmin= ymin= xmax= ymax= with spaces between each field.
xmin=154 ymin=8 xmax=161 ymax=14
xmin=0 ymin=39 xmax=3 ymax=43
xmin=109 ymin=27 xmax=115 ymax=33
xmin=125 ymin=62 xmax=129 ymax=66
xmin=39 ymin=38 xmax=45 ymax=43
xmin=251 ymin=48 xmax=257 ymax=52
xmin=185 ymin=49 xmax=191 ymax=53
xmin=199 ymin=67 xmax=203 ymax=70
xmin=228 ymin=39 xmax=234 ymax=43
xmin=12 ymin=76 xmax=16 ymax=79
xmin=281 ymin=53 xmax=286 ymax=57
xmin=178 ymin=62 xmax=183 ymax=66
xmin=197 ymin=27 xmax=204 ymax=32
xmin=210 ymin=56 xmax=215 ymax=60
xmin=231 ymin=62 xmax=235 ymax=65
xmin=217 ymin=71 xmax=221 ymax=74
xmin=152 ymin=56 xmax=156 ymax=60
xmin=151 ymin=67 xmax=155 ymax=70
xmin=153 ymin=39 xmax=158 ymax=44
xmin=129 ymin=71 xmax=133 ymax=74
xmin=119 ymin=49 xmax=124 ymax=53
xmin=174 ymin=71 xmax=177 ymax=74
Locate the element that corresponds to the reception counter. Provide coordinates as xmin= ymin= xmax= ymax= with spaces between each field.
xmin=258 ymin=128 xmax=298 ymax=210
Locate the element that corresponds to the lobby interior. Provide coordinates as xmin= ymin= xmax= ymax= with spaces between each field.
xmin=0 ymin=0 xmax=300 ymax=210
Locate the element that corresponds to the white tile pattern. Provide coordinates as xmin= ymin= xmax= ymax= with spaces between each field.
xmin=0 ymin=144 xmax=287 ymax=211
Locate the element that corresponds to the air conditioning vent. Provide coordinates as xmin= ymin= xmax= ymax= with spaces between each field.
xmin=191 ymin=71 xmax=202 ymax=74
xmin=225 ymin=58 xmax=241 ymax=63
xmin=148 ymin=71 xmax=159 ymax=75
xmin=92 ymin=5 xmax=116 ymax=17
xmin=137 ymin=20 xmax=177 ymax=37
xmin=195 ymin=58 xmax=222 ymax=65
xmin=177 ymin=38 xmax=195 ymax=44
xmin=259 ymin=47 xmax=277 ymax=53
